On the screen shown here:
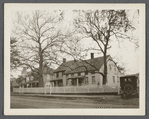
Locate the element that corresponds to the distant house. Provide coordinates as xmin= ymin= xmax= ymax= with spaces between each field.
xmin=52 ymin=53 xmax=122 ymax=88
xmin=10 ymin=78 xmax=18 ymax=92
xmin=11 ymin=78 xmax=18 ymax=87
xmin=20 ymin=66 xmax=54 ymax=88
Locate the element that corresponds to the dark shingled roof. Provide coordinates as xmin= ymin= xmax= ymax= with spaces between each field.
xmin=54 ymin=55 xmax=110 ymax=74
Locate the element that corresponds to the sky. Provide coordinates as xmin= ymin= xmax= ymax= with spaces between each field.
xmin=11 ymin=9 xmax=139 ymax=78
xmin=78 ymin=37 xmax=139 ymax=74
xmin=59 ymin=10 xmax=139 ymax=74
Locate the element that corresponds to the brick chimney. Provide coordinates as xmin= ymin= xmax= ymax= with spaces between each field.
xmin=91 ymin=53 xmax=94 ymax=59
xmin=63 ymin=58 xmax=66 ymax=63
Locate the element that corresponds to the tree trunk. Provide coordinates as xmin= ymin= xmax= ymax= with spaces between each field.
xmin=39 ymin=74 xmax=43 ymax=87
xmin=38 ymin=43 xmax=44 ymax=87
xmin=38 ymin=59 xmax=43 ymax=87
xmin=38 ymin=58 xmax=43 ymax=87
xmin=103 ymin=49 xmax=107 ymax=84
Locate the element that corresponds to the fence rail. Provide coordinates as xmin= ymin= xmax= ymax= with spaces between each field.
xmin=13 ymin=85 xmax=119 ymax=94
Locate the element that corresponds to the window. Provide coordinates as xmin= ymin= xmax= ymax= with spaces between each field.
xmin=85 ymin=77 xmax=88 ymax=84
xmin=113 ymin=76 xmax=115 ymax=83
xmin=71 ymin=73 xmax=74 ymax=77
xmin=128 ymin=78 xmax=132 ymax=82
xmin=56 ymin=72 xmax=59 ymax=78
xmin=92 ymin=76 xmax=96 ymax=84
xmin=85 ymin=71 xmax=88 ymax=75
xmin=78 ymin=72 xmax=81 ymax=76
xmin=124 ymin=78 xmax=127 ymax=82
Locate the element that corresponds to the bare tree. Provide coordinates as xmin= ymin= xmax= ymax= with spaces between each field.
xmin=12 ymin=10 xmax=65 ymax=87
xmin=10 ymin=37 xmax=21 ymax=70
xmin=71 ymin=10 xmax=137 ymax=84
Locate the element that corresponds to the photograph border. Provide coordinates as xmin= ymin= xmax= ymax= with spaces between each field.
xmin=4 ymin=3 xmax=146 ymax=116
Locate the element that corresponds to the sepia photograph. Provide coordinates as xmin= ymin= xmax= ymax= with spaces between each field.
xmin=4 ymin=3 xmax=145 ymax=115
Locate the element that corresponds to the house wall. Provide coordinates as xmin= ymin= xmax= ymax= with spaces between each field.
xmin=63 ymin=75 xmax=66 ymax=86
xmin=54 ymin=58 xmax=121 ymax=88
xmin=106 ymin=60 xmax=121 ymax=87
xmin=54 ymin=72 xmax=63 ymax=79
xmin=87 ymin=72 xmax=102 ymax=87
xmin=98 ymin=59 xmax=121 ymax=87
xmin=62 ymin=72 xmax=102 ymax=87
xmin=59 ymin=72 xmax=63 ymax=78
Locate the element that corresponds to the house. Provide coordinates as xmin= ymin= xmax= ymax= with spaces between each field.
xmin=10 ymin=78 xmax=19 ymax=92
xmin=20 ymin=66 xmax=54 ymax=88
xmin=19 ymin=70 xmax=38 ymax=88
xmin=52 ymin=53 xmax=122 ymax=88
xmin=11 ymin=78 xmax=18 ymax=87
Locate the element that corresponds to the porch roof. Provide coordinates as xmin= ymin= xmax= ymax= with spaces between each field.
xmin=68 ymin=76 xmax=85 ymax=79
xmin=54 ymin=55 xmax=110 ymax=74
xmin=50 ymin=78 xmax=63 ymax=81
xmin=21 ymin=80 xmax=39 ymax=85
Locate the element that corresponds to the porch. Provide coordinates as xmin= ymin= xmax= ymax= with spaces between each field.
xmin=20 ymin=80 xmax=39 ymax=88
xmin=66 ymin=76 xmax=87 ymax=86
xmin=50 ymin=79 xmax=63 ymax=87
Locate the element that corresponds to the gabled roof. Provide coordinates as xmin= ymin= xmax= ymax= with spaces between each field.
xmin=54 ymin=55 xmax=110 ymax=74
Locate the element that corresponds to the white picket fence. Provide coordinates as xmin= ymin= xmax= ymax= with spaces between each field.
xmin=13 ymin=85 xmax=119 ymax=94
